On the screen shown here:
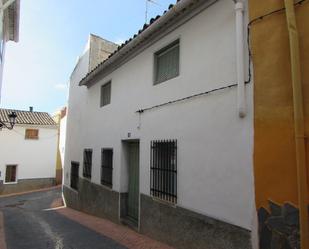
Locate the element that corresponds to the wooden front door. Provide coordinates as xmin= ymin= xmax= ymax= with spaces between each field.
xmin=127 ymin=142 xmax=140 ymax=222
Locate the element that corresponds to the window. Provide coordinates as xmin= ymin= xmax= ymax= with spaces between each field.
xmin=150 ymin=140 xmax=177 ymax=203
xmin=83 ymin=149 xmax=92 ymax=179
xmin=25 ymin=129 xmax=39 ymax=139
xmin=101 ymin=149 xmax=113 ymax=188
xmin=70 ymin=162 xmax=79 ymax=190
xmin=5 ymin=165 xmax=17 ymax=183
xmin=154 ymin=40 xmax=180 ymax=84
xmin=100 ymin=81 xmax=111 ymax=107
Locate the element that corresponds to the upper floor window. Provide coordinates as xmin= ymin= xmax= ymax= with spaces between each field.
xmin=25 ymin=129 xmax=39 ymax=140
xmin=154 ymin=39 xmax=180 ymax=85
xmin=100 ymin=81 xmax=111 ymax=107
xmin=83 ymin=149 xmax=92 ymax=179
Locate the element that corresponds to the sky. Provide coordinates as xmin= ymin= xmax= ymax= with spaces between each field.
xmin=1 ymin=0 xmax=175 ymax=113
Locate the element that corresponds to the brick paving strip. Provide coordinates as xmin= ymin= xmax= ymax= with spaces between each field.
xmin=0 ymin=212 xmax=7 ymax=249
xmin=56 ymin=207 xmax=175 ymax=249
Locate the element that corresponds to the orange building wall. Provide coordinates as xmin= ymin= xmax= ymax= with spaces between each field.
xmin=249 ymin=0 xmax=309 ymax=209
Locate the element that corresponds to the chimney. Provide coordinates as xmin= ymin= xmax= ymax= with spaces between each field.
xmin=29 ymin=106 xmax=33 ymax=112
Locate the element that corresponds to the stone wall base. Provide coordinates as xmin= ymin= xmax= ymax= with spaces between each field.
xmin=63 ymin=177 xmax=120 ymax=224
xmin=0 ymin=178 xmax=55 ymax=195
xmin=63 ymin=180 xmax=252 ymax=249
xmin=258 ymin=201 xmax=303 ymax=249
xmin=140 ymin=194 xmax=252 ymax=249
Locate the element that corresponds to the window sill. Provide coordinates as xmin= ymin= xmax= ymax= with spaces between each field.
xmin=82 ymin=176 xmax=92 ymax=182
xmin=154 ymin=74 xmax=180 ymax=86
xmin=68 ymin=185 xmax=79 ymax=194
xmin=3 ymin=181 xmax=18 ymax=185
xmin=100 ymin=183 xmax=113 ymax=191
xmin=151 ymin=196 xmax=177 ymax=208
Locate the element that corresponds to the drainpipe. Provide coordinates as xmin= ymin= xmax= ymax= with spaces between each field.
xmin=234 ymin=0 xmax=246 ymax=118
xmin=284 ymin=0 xmax=309 ymax=248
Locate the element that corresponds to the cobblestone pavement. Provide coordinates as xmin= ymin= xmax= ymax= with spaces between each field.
xmin=0 ymin=188 xmax=174 ymax=249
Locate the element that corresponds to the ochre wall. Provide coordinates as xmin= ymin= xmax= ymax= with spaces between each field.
xmin=249 ymin=0 xmax=309 ymax=209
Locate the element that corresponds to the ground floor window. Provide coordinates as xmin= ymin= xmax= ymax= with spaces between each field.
xmin=71 ymin=162 xmax=79 ymax=190
xmin=83 ymin=149 xmax=92 ymax=179
xmin=101 ymin=149 xmax=113 ymax=188
xmin=150 ymin=140 xmax=177 ymax=203
xmin=5 ymin=165 xmax=17 ymax=183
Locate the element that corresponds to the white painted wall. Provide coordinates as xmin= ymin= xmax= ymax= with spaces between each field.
xmin=0 ymin=125 xmax=58 ymax=181
xmin=64 ymin=0 xmax=254 ymax=230
xmin=59 ymin=115 xmax=67 ymax=167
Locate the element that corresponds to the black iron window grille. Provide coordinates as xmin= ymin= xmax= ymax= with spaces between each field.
xmin=150 ymin=140 xmax=177 ymax=203
xmin=83 ymin=149 xmax=92 ymax=179
xmin=71 ymin=162 xmax=79 ymax=190
xmin=101 ymin=149 xmax=113 ymax=188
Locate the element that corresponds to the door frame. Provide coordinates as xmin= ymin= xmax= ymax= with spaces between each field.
xmin=120 ymin=139 xmax=140 ymax=229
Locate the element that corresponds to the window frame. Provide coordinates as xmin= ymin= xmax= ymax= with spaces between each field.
xmin=4 ymin=165 xmax=18 ymax=184
xmin=25 ymin=129 xmax=39 ymax=140
xmin=150 ymin=140 xmax=177 ymax=204
xmin=100 ymin=81 xmax=112 ymax=107
xmin=83 ymin=149 xmax=93 ymax=179
xmin=153 ymin=39 xmax=180 ymax=85
xmin=101 ymin=148 xmax=113 ymax=188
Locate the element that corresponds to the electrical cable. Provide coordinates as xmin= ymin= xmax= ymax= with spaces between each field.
xmin=136 ymin=83 xmax=239 ymax=113
xmin=137 ymin=0 xmax=308 ymax=114
xmin=246 ymin=0 xmax=308 ymax=84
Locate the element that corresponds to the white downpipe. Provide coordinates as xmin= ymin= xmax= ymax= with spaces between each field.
xmin=235 ymin=1 xmax=246 ymax=118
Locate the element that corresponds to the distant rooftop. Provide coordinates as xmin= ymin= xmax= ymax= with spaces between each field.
xmin=0 ymin=108 xmax=56 ymax=126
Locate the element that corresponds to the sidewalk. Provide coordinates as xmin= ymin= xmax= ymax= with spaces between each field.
xmin=56 ymin=207 xmax=175 ymax=249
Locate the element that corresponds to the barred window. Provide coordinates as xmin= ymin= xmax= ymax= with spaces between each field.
xmin=5 ymin=165 xmax=17 ymax=183
xmin=150 ymin=140 xmax=177 ymax=203
xmin=25 ymin=129 xmax=39 ymax=140
xmin=83 ymin=149 xmax=92 ymax=179
xmin=71 ymin=162 xmax=79 ymax=190
xmin=100 ymin=81 xmax=111 ymax=107
xmin=101 ymin=149 xmax=113 ymax=188
xmin=154 ymin=40 xmax=180 ymax=85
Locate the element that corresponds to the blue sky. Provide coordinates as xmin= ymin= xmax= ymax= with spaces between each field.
xmin=1 ymin=0 xmax=175 ymax=113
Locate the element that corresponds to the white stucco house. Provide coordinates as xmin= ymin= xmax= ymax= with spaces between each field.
xmin=0 ymin=0 xmax=20 ymax=101
xmin=0 ymin=107 xmax=58 ymax=194
xmin=63 ymin=0 xmax=255 ymax=248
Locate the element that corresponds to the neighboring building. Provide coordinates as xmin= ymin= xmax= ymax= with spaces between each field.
xmin=249 ymin=0 xmax=309 ymax=248
xmin=52 ymin=106 xmax=67 ymax=184
xmin=0 ymin=107 xmax=58 ymax=194
xmin=63 ymin=1 xmax=255 ymax=249
xmin=0 ymin=0 xmax=20 ymax=101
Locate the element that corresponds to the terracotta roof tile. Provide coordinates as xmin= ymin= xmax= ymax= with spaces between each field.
xmin=79 ymin=0 xmax=187 ymax=85
xmin=0 ymin=108 xmax=56 ymax=126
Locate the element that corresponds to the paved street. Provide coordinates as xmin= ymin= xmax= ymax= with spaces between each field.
xmin=0 ymin=188 xmax=127 ymax=249
xmin=0 ymin=189 xmax=129 ymax=249
xmin=0 ymin=188 xmax=173 ymax=249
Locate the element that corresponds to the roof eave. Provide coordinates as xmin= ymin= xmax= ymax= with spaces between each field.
xmin=79 ymin=0 xmax=217 ymax=87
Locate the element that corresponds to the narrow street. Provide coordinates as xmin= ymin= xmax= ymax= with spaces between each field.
xmin=0 ymin=188 xmax=127 ymax=249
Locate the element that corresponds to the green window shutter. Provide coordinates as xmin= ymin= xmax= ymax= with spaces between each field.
xmin=155 ymin=40 xmax=180 ymax=84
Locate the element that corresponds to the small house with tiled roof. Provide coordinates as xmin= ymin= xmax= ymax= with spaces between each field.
xmin=0 ymin=107 xmax=58 ymax=195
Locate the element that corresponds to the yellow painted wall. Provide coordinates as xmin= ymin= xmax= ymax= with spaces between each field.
xmin=249 ymin=0 xmax=309 ymax=209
